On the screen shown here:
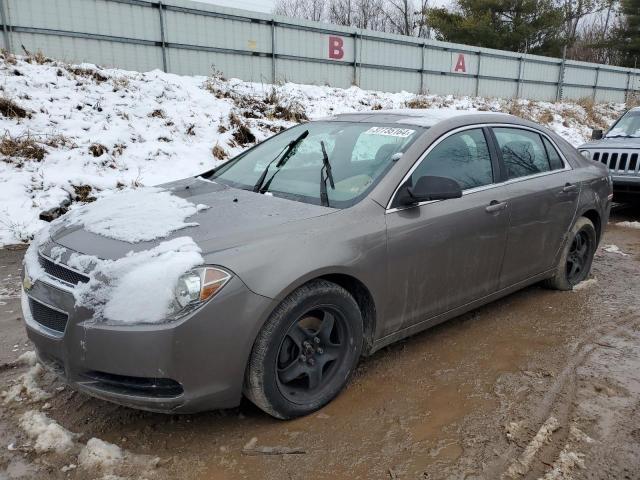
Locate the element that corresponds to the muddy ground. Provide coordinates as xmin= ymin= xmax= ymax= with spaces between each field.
xmin=0 ymin=205 xmax=639 ymax=480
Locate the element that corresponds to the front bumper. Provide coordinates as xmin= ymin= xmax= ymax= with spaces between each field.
xmin=22 ymin=275 xmax=274 ymax=413
xmin=612 ymin=175 xmax=640 ymax=198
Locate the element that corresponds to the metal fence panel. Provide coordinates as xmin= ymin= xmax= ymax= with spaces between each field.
xmin=8 ymin=0 xmax=158 ymax=41
xmin=2 ymin=0 xmax=639 ymax=103
xmin=360 ymin=67 xmax=420 ymax=93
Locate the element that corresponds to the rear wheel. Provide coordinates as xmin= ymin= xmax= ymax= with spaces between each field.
xmin=244 ymin=280 xmax=363 ymax=419
xmin=544 ymin=217 xmax=597 ymax=290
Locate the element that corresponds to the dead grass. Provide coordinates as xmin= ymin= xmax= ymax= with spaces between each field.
xmin=405 ymin=95 xmax=433 ymax=109
xmin=149 ymin=109 xmax=166 ymax=119
xmin=65 ymin=66 xmax=108 ymax=83
xmin=625 ymin=93 xmax=640 ymax=109
xmin=20 ymin=45 xmax=51 ymax=65
xmin=0 ymin=97 xmax=29 ymax=119
xmin=111 ymin=77 xmax=130 ymax=92
xmin=88 ymin=143 xmax=107 ymax=157
xmin=72 ymin=185 xmax=96 ymax=203
xmin=538 ymin=109 xmax=555 ymax=125
xmin=229 ymin=112 xmax=256 ymax=145
xmin=0 ymin=49 xmax=16 ymax=65
xmin=576 ymin=97 xmax=606 ymax=129
xmin=203 ymin=69 xmax=231 ymax=99
xmin=0 ymin=133 xmax=46 ymax=162
xmin=271 ymin=101 xmax=308 ymax=122
xmin=42 ymin=134 xmax=76 ymax=149
xmin=502 ymin=99 xmax=535 ymax=121
xmin=212 ymin=143 xmax=227 ymax=160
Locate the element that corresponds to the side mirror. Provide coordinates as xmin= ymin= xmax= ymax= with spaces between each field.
xmin=397 ymin=175 xmax=462 ymax=206
xmin=591 ymin=129 xmax=603 ymax=140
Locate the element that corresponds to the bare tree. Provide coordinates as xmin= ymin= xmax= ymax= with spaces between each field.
xmin=275 ymin=0 xmax=429 ymax=36
xmin=274 ymin=0 xmax=326 ymax=22
xmin=560 ymin=0 xmax=608 ymax=46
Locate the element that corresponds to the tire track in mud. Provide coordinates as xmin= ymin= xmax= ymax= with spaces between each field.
xmin=487 ymin=312 xmax=640 ymax=480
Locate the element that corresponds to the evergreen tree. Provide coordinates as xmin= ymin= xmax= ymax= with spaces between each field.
xmin=615 ymin=0 xmax=640 ymax=66
xmin=426 ymin=0 xmax=565 ymax=56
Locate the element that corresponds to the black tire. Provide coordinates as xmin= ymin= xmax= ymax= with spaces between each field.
xmin=244 ymin=280 xmax=363 ymax=419
xmin=544 ymin=216 xmax=597 ymax=290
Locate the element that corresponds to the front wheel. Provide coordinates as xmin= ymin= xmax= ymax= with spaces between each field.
xmin=544 ymin=216 xmax=597 ymax=290
xmin=244 ymin=280 xmax=363 ymax=419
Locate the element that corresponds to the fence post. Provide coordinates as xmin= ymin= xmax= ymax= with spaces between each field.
xmin=158 ymin=1 xmax=168 ymax=72
xmin=556 ymin=45 xmax=567 ymax=102
xmin=516 ymin=56 xmax=523 ymax=98
xmin=475 ymin=51 xmax=481 ymax=97
xmin=271 ymin=20 xmax=276 ymax=84
xmin=353 ymin=30 xmax=358 ymax=86
xmin=592 ymin=66 xmax=600 ymax=102
xmin=0 ymin=0 xmax=12 ymax=53
xmin=625 ymin=70 xmax=631 ymax=103
xmin=420 ymin=43 xmax=425 ymax=94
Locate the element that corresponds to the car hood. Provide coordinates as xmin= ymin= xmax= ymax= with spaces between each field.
xmin=48 ymin=177 xmax=337 ymax=261
xmin=578 ymin=137 xmax=640 ymax=150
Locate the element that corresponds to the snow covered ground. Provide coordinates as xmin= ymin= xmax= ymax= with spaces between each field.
xmin=0 ymin=51 xmax=627 ymax=246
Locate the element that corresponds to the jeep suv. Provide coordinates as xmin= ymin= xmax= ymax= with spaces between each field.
xmin=579 ymin=107 xmax=640 ymax=203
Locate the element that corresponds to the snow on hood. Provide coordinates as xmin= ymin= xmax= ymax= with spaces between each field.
xmin=72 ymin=237 xmax=203 ymax=324
xmin=59 ymin=187 xmax=208 ymax=243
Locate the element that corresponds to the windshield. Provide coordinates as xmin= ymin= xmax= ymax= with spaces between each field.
xmin=606 ymin=110 xmax=640 ymax=138
xmin=205 ymin=121 xmax=423 ymax=208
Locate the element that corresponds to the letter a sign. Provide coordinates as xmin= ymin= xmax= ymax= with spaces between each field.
xmin=451 ymin=53 xmax=467 ymax=73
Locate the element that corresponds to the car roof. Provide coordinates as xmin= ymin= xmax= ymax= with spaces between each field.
xmin=327 ymin=109 xmax=521 ymax=128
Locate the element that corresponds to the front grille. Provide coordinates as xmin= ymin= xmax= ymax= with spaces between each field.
xmin=81 ymin=371 xmax=184 ymax=398
xmin=38 ymin=254 xmax=89 ymax=285
xmin=29 ymin=297 xmax=68 ymax=333
xmin=592 ymin=150 xmax=640 ymax=175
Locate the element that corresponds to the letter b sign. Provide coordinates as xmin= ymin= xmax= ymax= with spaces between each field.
xmin=328 ymin=36 xmax=344 ymax=60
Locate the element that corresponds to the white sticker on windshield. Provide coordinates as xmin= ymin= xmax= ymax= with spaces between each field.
xmin=364 ymin=126 xmax=414 ymax=138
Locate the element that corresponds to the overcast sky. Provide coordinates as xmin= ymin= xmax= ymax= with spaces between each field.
xmin=192 ymin=0 xmax=451 ymax=14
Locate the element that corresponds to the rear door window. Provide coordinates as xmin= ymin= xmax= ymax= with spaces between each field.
xmin=493 ymin=128 xmax=551 ymax=179
xmin=542 ymin=137 xmax=565 ymax=170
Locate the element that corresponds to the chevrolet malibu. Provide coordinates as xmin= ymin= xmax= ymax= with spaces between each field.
xmin=22 ymin=111 xmax=612 ymax=419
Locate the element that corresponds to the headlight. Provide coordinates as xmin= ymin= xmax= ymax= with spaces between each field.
xmin=172 ymin=267 xmax=231 ymax=316
xmin=579 ymin=150 xmax=591 ymax=160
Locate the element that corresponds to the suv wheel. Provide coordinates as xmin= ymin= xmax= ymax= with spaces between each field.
xmin=244 ymin=280 xmax=363 ymax=419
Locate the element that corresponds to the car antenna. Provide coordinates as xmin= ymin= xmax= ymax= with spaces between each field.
xmin=320 ymin=140 xmax=335 ymax=207
xmin=253 ymin=130 xmax=309 ymax=193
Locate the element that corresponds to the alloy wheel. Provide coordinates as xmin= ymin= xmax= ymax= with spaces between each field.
xmin=275 ymin=307 xmax=349 ymax=404
xmin=566 ymin=229 xmax=591 ymax=285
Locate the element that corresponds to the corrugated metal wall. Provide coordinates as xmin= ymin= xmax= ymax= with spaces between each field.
xmin=1 ymin=0 xmax=638 ymax=103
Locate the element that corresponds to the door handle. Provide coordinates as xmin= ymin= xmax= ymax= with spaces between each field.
xmin=485 ymin=200 xmax=507 ymax=213
xmin=561 ymin=183 xmax=578 ymax=193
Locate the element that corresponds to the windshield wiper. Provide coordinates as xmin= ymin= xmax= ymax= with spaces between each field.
xmin=253 ymin=130 xmax=309 ymax=193
xmin=319 ymin=140 xmax=335 ymax=207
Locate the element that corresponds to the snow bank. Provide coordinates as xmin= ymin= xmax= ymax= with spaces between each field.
xmin=2 ymin=363 xmax=51 ymax=404
xmin=617 ymin=221 xmax=640 ymax=229
xmin=573 ymin=278 xmax=598 ymax=291
xmin=63 ymin=187 xmax=207 ymax=243
xmin=603 ymin=244 xmax=629 ymax=256
xmin=0 ymin=52 xmax=626 ymax=245
xmin=74 ymin=236 xmax=203 ymax=323
xmin=78 ymin=438 xmax=124 ymax=470
xmin=19 ymin=410 xmax=76 ymax=453
xmin=16 ymin=350 xmax=37 ymax=367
